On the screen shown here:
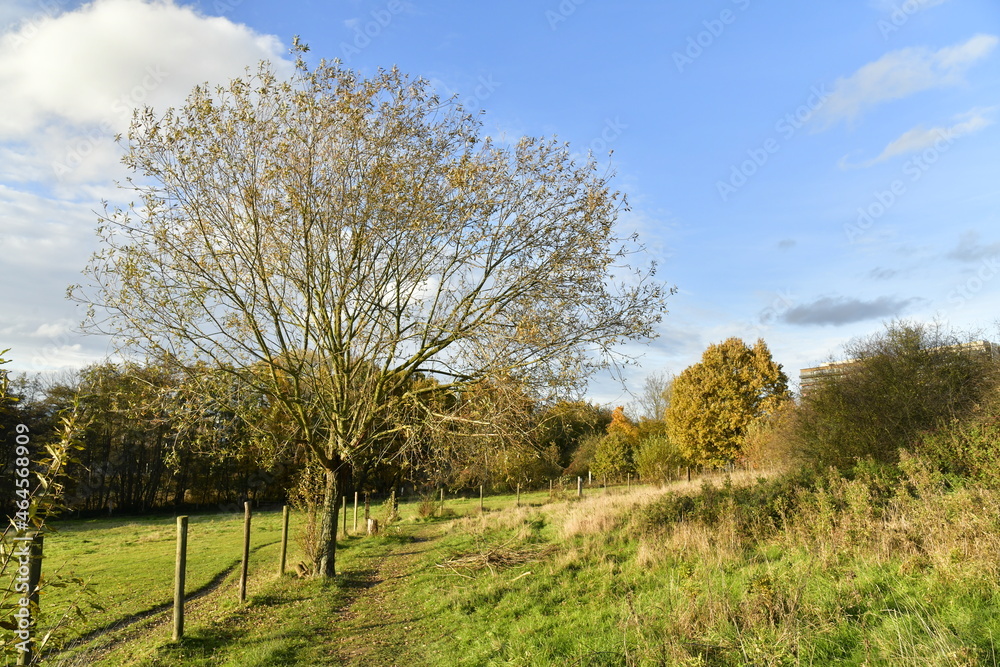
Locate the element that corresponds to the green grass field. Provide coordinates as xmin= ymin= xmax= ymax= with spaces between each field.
xmin=23 ymin=472 xmax=1000 ymax=665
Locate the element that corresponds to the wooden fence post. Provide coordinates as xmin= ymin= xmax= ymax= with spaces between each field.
xmin=577 ymin=476 xmax=583 ymax=497
xmin=16 ymin=532 xmax=43 ymax=666
xmin=353 ymin=492 xmax=359 ymax=533
xmin=516 ymin=483 xmax=520 ymax=507
xmin=173 ymin=517 xmax=187 ymax=641
xmin=364 ymin=492 xmax=370 ymax=522
xmin=479 ymin=485 xmax=484 ymax=512
xmin=342 ymin=496 xmax=347 ymax=538
xmin=279 ymin=505 xmax=289 ymax=576
xmin=239 ymin=502 xmax=251 ymax=603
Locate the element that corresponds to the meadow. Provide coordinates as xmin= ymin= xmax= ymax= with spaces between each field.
xmin=33 ymin=465 xmax=1000 ymax=666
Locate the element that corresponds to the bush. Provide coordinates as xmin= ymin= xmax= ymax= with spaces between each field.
xmin=640 ymin=472 xmax=814 ymax=536
xmin=635 ymin=433 xmax=684 ymax=483
xmin=417 ymin=494 xmax=438 ymax=518
xmin=638 ymin=465 xmax=904 ymax=541
xmin=791 ymin=322 xmax=998 ymax=469
xmin=917 ymin=405 xmax=1000 ymax=488
xmin=591 ymin=432 xmax=637 ymax=478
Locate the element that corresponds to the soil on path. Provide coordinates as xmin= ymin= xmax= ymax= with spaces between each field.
xmin=333 ymin=520 xmax=450 ymax=666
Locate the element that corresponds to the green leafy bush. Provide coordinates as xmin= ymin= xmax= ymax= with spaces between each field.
xmin=791 ymin=322 xmax=997 ymax=469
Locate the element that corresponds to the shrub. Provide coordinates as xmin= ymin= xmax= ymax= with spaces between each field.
xmin=635 ymin=433 xmax=685 ymax=483
xmin=791 ymin=322 xmax=998 ymax=469
xmin=917 ymin=406 xmax=1000 ymax=488
xmin=417 ymin=494 xmax=438 ymax=518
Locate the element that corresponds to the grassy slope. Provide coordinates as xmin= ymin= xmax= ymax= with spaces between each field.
xmin=34 ymin=473 xmax=1000 ymax=665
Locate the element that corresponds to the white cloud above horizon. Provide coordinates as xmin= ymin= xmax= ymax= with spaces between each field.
xmin=813 ymin=34 xmax=997 ymax=129
xmin=839 ymin=107 xmax=997 ymax=168
xmin=0 ymin=0 xmax=292 ymax=187
xmin=0 ymin=0 xmax=296 ymax=375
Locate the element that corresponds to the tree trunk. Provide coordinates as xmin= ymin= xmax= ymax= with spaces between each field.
xmin=315 ymin=467 xmax=340 ymax=578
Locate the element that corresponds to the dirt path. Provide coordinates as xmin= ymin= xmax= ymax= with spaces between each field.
xmin=333 ymin=521 xmax=449 ymax=665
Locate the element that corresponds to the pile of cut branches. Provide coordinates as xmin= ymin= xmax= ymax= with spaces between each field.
xmin=436 ymin=539 xmax=556 ymax=578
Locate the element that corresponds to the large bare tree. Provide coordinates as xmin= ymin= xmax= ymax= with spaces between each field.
xmin=72 ymin=47 xmax=670 ymax=577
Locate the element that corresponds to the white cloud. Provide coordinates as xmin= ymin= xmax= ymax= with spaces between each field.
xmin=0 ymin=0 xmax=45 ymax=31
xmin=0 ymin=0 xmax=292 ymax=185
xmin=32 ymin=322 xmax=72 ymax=339
xmin=813 ymin=34 xmax=998 ymax=128
xmin=841 ymin=107 xmax=996 ymax=168
xmin=0 ymin=0 xmax=289 ymax=136
xmin=0 ymin=0 xmax=292 ymax=374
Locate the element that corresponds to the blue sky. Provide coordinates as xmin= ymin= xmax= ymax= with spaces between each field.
xmin=1 ymin=0 xmax=999 ymax=406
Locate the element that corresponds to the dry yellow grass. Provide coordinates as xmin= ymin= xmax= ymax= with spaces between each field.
xmin=560 ymin=469 xmax=776 ymax=540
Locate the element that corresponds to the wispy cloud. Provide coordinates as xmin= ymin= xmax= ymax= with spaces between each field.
xmin=947 ymin=231 xmax=1000 ymax=263
xmin=781 ymin=295 xmax=922 ymax=325
xmin=840 ymin=107 xmax=996 ymax=168
xmin=868 ymin=267 xmax=898 ymax=280
xmin=813 ymin=34 xmax=997 ymax=129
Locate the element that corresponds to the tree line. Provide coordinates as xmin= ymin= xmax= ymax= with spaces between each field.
xmin=0 ymin=359 xmax=622 ymax=517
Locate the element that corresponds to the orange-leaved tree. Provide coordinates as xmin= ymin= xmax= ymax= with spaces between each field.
xmin=667 ymin=338 xmax=788 ymax=467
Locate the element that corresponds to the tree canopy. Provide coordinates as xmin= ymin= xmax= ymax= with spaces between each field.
xmin=71 ymin=48 xmax=670 ymax=576
xmin=667 ymin=337 xmax=788 ymax=467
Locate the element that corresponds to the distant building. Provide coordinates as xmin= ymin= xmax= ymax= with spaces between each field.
xmin=798 ymin=360 xmax=857 ymax=395
xmin=799 ymin=340 xmax=996 ymax=396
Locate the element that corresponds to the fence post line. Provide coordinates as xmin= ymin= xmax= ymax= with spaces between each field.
xmin=354 ymin=492 xmax=359 ymax=533
xmin=577 ymin=476 xmax=583 ymax=497
xmin=239 ymin=502 xmax=251 ymax=603
xmin=516 ymin=483 xmax=520 ymax=507
xmin=279 ymin=505 xmax=289 ymax=576
xmin=342 ymin=496 xmax=347 ymax=538
xmin=173 ymin=517 xmax=187 ymax=641
xmin=480 ymin=484 xmax=484 ymax=512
